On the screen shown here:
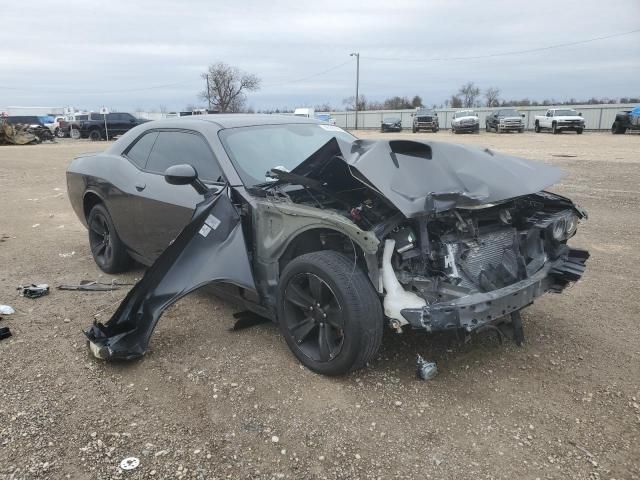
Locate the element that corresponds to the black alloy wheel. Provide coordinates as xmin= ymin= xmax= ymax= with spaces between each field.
xmin=277 ymin=251 xmax=383 ymax=375
xmin=283 ymin=272 xmax=344 ymax=363
xmin=88 ymin=204 xmax=130 ymax=273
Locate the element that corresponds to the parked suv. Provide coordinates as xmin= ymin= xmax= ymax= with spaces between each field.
xmin=451 ymin=110 xmax=479 ymax=134
xmin=79 ymin=112 xmax=147 ymax=140
xmin=485 ymin=108 xmax=525 ymax=133
xmin=412 ymin=108 xmax=439 ymax=132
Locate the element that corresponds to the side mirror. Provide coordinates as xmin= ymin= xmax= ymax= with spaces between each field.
xmin=578 ymin=112 xmax=582 ymax=117
xmin=164 ymin=164 xmax=208 ymax=194
xmin=521 ymin=113 xmax=525 ymax=118
xmin=130 ymin=118 xmax=136 ymax=123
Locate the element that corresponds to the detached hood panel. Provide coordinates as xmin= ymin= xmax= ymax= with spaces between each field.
xmin=291 ymin=138 xmax=566 ymax=218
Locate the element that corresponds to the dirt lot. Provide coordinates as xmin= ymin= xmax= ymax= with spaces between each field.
xmin=1 ymin=131 xmax=638 ymax=480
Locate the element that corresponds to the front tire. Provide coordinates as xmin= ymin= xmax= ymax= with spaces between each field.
xmin=70 ymin=128 xmax=80 ymax=139
xmin=412 ymin=125 xmax=417 ymax=133
xmin=87 ymin=203 xmax=131 ymax=273
xmin=89 ymin=129 xmax=102 ymax=141
xmin=576 ymin=128 xmax=583 ymax=134
xmin=534 ymin=122 xmax=540 ymax=133
xmin=277 ymin=251 xmax=383 ymax=376
xmin=552 ymin=123 xmax=559 ymax=134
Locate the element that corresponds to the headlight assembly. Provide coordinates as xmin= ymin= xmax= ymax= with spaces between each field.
xmin=551 ymin=218 xmax=566 ymax=240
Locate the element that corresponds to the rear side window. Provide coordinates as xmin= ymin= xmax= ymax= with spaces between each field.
xmin=146 ymin=131 xmax=223 ymax=182
xmin=125 ymin=131 xmax=158 ymax=168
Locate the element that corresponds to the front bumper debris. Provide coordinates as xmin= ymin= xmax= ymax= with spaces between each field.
xmin=400 ymin=248 xmax=588 ymax=332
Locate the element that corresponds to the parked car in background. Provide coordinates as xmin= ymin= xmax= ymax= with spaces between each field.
xmin=78 ymin=112 xmax=148 ymax=140
xmin=412 ymin=108 xmax=439 ymax=132
xmin=535 ymin=109 xmax=584 ymax=134
xmin=611 ymin=106 xmax=640 ymax=134
xmin=294 ymin=108 xmax=315 ymax=118
xmin=315 ymin=113 xmax=336 ymax=125
xmin=380 ymin=117 xmax=402 ymax=132
xmin=451 ymin=110 xmax=479 ymax=134
xmin=485 ymin=108 xmax=525 ymax=133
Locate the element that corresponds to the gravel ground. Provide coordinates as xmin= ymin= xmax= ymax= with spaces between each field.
xmin=0 ymin=131 xmax=638 ymax=479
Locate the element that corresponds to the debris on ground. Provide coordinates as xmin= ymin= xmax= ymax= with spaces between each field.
xmin=0 ymin=305 xmax=15 ymax=315
xmin=58 ymin=251 xmax=76 ymax=258
xmin=0 ymin=326 xmax=12 ymax=340
xmin=119 ymin=457 xmax=140 ymax=470
xmin=57 ymin=280 xmax=134 ymax=292
xmin=0 ymin=118 xmax=40 ymax=145
xmin=416 ymin=354 xmax=438 ymax=380
xmin=17 ymin=284 xmax=50 ymax=298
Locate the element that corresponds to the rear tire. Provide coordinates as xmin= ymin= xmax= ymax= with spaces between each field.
xmin=611 ymin=122 xmax=626 ymax=134
xmin=87 ymin=203 xmax=131 ymax=273
xmin=89 ymin=129 xmax=102 ymax=141
xmin=552 ymin=123 xmax=558 ymax=134
xmin=412 ymin=125 xmax=417 ymax=133
xmin=518 ymin=128 xmax=524 ymax=133
xmin=70 ymin=128 xmax=80 ymax=139
xmin=277 ymin=251 xmax=383 ymax=376
xmin=576 ymin=128 xmax=583 ymax=135
xmin=485 ymin=123 xmax=490 ymax=132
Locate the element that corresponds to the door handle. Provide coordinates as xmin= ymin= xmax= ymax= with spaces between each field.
xmin=135 ymin=182 xmax=146 ymax=191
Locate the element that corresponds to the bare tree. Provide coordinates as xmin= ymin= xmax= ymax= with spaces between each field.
xmin=411 ymin=95 xmax=423 ymax=108
xmin=484 ymin=87 xmax=500 ymax=107
xmin=449 ymin=95 xmax=463 ymax=109
xmin=199 ymin=62 xmax=261 ymax=113
xmin=342 ymin=95 xmax=368 ymax=111
xmin=457 ymin=82 xmax=480 ymax=108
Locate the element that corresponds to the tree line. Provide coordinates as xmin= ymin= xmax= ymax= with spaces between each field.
xmin=194 ymin=62 xmax=638 ymax=113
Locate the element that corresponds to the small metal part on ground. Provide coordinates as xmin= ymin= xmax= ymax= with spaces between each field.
xmin=17 ymin=284 xmax=50 ymax=299
xmin=416 ymin=355 xmax=438 ymax=380
xmin=0 ymin=305 xmax=15 ymax=315
xmin=57 ymin=280 xmax=134 ymax=292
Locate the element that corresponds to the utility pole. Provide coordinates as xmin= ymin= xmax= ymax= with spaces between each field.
xmin=205 ymin=73 xmax=212 ymax=111
xmin=350 ymin=52 xmax=360 ymax=130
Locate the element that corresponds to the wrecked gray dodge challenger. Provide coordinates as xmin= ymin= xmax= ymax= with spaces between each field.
xmin=67 ymin=115 xmax=588 ymax=375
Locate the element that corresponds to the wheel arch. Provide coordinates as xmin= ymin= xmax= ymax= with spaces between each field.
xmin=83 ymin=190 xmax=105 ymax=221
xmin=278 ymin=227 xmax=369 ymax=274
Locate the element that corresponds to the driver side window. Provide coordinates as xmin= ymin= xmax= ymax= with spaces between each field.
xmin=146 ymin=131 xmax=223 ymax=183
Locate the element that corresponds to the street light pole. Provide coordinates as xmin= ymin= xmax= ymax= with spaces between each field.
xmin=350 ymin=52 xmax=360 ymax=130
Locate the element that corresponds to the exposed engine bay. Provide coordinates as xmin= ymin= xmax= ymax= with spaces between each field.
xmin=263 ymin=137 xmax=589 ymax=334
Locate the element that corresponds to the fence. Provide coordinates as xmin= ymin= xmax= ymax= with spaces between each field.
xmin=327 ymin=104 xmax=636 ymax=131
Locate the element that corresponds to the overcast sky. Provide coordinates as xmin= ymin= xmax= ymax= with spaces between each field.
xmin=1 ymin=0 xmax=638 ymax=112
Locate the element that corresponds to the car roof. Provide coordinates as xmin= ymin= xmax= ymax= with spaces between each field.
xmin=151 ymin=114 xmax=320 ymax=129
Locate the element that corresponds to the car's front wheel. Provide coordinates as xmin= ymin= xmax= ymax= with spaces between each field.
xmin=88 ymin=203 xmax=131 ymax=273
xmin=277 ymin=251 xmax=383 ymax=376
xmin=89 ymin=129 xmax=102 ymax=141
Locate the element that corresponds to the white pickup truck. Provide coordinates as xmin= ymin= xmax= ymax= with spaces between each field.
xmin=534 ymin=108 xmax=585 ymax=134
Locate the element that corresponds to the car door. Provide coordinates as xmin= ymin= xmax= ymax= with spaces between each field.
xmin=135 ymin=129 xmax=225 ymax=260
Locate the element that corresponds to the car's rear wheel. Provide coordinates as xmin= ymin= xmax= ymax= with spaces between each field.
xmin=55 ymin=127 xmax=64 ymax=138
xmin=576 ymin=128 xmax=583 ymax=134
xmin=552 ymin=123 xmax=559 ymax=134
xmin=277 ymin=251 xmax=383 ymax=376
xmin=88 ymin=203 xmax=131 ymax=273
xmin=70 ymin=128 xmax=80 ymax=139
xmin=89 ymin=129 xmax=102 ymax=141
